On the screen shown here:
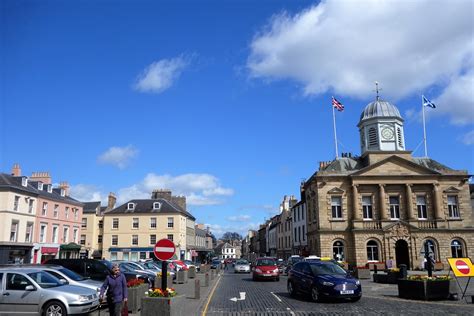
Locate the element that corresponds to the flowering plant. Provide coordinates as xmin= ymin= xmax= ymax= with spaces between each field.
xmin=157 ymin=272 xmax=171 ymax=277
xmin=389 ymin=268 xmax=400 ymax=272
xmin=127 ymin=279 xmax=145 ymax=288
xmin=146 ymin=287 xmax=177 ymax=297
xmin=407 ymin=275 xmax=451 ymax=281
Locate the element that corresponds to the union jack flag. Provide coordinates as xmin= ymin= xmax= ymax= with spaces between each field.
xmin=332 ymin=97 xmax=344 ymax=111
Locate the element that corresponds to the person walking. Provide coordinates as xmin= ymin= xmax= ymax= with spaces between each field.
xmin=99 ymin=264 xmax=128 ymax=316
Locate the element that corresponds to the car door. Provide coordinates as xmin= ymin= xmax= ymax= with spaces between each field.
xmin=2 ymin=273 xmax=41 ymax=314
xmin=290 ymin=262 xmax=304 ymax=291
xmin=0 ymin=272 xmax=5 ymax=313
xmin=300 ymin=263 xmax=314 ymax=294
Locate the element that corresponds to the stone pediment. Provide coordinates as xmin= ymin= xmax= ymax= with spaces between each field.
xmin=383 ymin=221 xmax=418 ymax=238
xmin=352 ymin=155 xmax=440 ymax=177
xmin=443 ymin=186 xmax=460 ymax=193
xmin=327 ymin=187 xmax=345 ymax=194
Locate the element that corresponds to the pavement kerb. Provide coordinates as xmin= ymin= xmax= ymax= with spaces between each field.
xmin=200 ymin=270 xmax=223 ymax=316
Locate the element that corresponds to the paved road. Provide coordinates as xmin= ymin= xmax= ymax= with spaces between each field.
xmin=204 ymin=270 xmax=474 ymax=315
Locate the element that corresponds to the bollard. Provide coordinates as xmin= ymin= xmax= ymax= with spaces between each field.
xmin=204 ymin=273 xmax=209 ymax=287
xmin=194 ymin=279 xmax=200 ymax=299
xmin=177 ymin=270 xmax=185 ymax=284
xmin=374 ymin=264 xmax=378 ymax=274
xmin=210 ymin=269 xmax=215 ymax=280
xmin=189 ymin=266 xmax=196 ymax=279
xmin=399 ymin=264 xmax=407 ymax=279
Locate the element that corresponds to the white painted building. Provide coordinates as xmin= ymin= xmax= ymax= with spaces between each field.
xmin=291 ymin=200 xmax=308 ymax=255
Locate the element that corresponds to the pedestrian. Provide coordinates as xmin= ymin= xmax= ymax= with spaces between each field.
xmin=99 ymin=264 xmax=128 ymax=316
xmin=224 ymin=261 xmax=228 ymax=270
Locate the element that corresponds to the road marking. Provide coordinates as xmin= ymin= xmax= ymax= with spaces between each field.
xmin=229 ymin=292 xmax=246 ymax=302
xmin=270 ymin=291 xmax=282 ymax=302
xmin=201 ymin=272 xmax=222 ymax=316
xmin=286 ymin=307 xmax=296 ymax=316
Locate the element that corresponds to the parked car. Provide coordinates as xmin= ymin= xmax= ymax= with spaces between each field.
xmin=183 ymin=260 xmax=200 ymax=272
xmin=45 ymin=258 xmax=150 ymax=284
xmin=0 ymin=267 xmax=99 ymax=315
xmin=172 ymin=260 xmax=189 ymax=271
xmin=287 ymin=261 xmax=361 ymax=302
xmin=210 ymin=259 xmax=221 ymax=269
xmin=252 ymin=258 xmax=279 ymax=281
xmin=234 ymin=259 xmax=251 ymax=273
xmin=116 ymin=262 xmax=155 ymax=287
xmin=285 ymin=255 xmax=303 ymax=274
xmin=0 ymin=264 xmax=103 ymax=293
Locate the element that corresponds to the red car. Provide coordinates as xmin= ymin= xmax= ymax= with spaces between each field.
xmin=252 ymin=257 xmax=280 ymax=281
xmin=172 ymin=260 xmax=189 ymax=271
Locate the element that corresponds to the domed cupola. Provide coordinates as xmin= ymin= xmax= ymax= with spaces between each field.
xmin=357 ymin=90 xmax=405 ymax=154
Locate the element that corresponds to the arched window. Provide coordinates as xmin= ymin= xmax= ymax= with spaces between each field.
xmin=451 ymin=240 xmax=463 ymax=258
xmin=368 ymin=127 xmax=378 ymax=148
xmin=367 ymin=240 xmax=379 ymax=261
xmin=333 ymin=241 xmax=344 ymax=261
xmin=421 ymin=239 xmax=437 ymax=261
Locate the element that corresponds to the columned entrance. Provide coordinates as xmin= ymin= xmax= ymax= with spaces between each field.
xmin=395 ymin=239 xmax=410 ymax=268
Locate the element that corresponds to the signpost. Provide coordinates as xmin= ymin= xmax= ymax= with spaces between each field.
xmin=447 ymin=257 xmax=474 ymax=300
xmin=154 ymin=239 xmax=176 ymax=290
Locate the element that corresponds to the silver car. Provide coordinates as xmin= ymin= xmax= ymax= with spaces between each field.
xmin=0 ymin=268 xmax=99 ymax=315
xmin=234 ymin=259 xmax=251 ymax=273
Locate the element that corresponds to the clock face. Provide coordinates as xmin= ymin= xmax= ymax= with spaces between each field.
xmin=381 ymin=127 xmax=394 ymax=140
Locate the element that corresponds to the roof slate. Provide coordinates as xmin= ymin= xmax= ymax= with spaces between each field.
xmin=105 ymin=198 xmax=195 ymax=220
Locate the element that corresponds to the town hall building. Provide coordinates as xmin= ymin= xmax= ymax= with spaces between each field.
xmin=304 ymin=96 xmax=473 ymax=269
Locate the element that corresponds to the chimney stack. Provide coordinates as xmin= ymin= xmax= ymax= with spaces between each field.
xmin=107 ymin=192 xmax=117 ymax=210
xmin=30 ymin=172 xmax=51 ymax=184
xmin=151 ymin=189 xmax=172 ymax=201
xmin=11 ymin=164 xmax=21 ymax=176
xmin=59 ymin=182 xmax=70 ymax=196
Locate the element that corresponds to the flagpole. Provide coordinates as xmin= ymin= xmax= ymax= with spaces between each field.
xmin=421 ymin=94 xmax=428 ymax=157
xmin=332 ymin=98 xmax=339 ymax=159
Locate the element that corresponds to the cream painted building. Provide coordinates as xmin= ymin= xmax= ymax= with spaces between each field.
xmin=102 ymin=196 xmax=195 ymax=261
xmin=304 ymin=97 xmax=474 ymax=269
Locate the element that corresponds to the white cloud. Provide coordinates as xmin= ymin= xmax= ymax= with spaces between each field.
xmin=98 ymin=145 xmax=138 ymax=169
xmin=133 ymin=56 xmax=189 ymax=93
xmin=227 ymin=215 xmax=252 ymax=222
xmin=462 ymin=130 xmax=474 ymax=145
xmin=205 ymin=222 xmax=259 ymax=239
xmin=69 ymin=184 xmax=105 ymax=203
xmin=117 ymin=173 xmax=233 ymax=205
xmin=247 ymin=0 xmax=473 ymax=103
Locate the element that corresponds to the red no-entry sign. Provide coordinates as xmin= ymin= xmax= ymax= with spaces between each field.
xmin=153 ymin=238 xmax=176 ymax=261
xmin=455 ymin=259 xmax=470 ymax=275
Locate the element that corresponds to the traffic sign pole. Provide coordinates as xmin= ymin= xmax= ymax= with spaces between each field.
xmin=153 ymin=239 xmax=176 ymax=291
xmin=162 ymin=260 xmax=168 ymax=291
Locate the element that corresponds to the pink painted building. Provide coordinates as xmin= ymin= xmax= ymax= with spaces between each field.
xmin=28 ymin=172 xmax=84 ymax=263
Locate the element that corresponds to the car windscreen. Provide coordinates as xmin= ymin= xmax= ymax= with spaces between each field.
xmin=28 ymin=271 xmax=63 ymax=288
xmin=256 ymin=259 xmax=276 ymax=266
xmin=212 ymin=260 xmax=220 ymax=264
xmin=236 ymin=260 xmax=248 ymax=265
xmin=310 ymin=263 xmax=347 ymax=276
xmin=58 ymin=268 xmax=86 ymax=281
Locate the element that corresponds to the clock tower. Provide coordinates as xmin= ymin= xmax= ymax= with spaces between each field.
xmin=357 ymin=95 xmax=405 ymax=155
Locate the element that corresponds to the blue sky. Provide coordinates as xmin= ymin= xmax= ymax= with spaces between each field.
xmin=1 ymin=0 xmax=473 ymax=238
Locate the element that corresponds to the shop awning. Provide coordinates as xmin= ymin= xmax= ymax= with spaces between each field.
xmin=191 ymin=250 xmax=198 ymax=257
xmin=41 ymin=247 xmax=58 ymax=254
xmin=60 ymin=243 xmax=82 ymax=250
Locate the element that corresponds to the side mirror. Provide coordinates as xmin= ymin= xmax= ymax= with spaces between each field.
xmin=25 ymin=285 xmax=36 ymax=291
xmin=60 ymin=279 xmax=68 ymax=284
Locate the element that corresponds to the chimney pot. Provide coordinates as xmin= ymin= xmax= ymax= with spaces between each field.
xmin=11 ymin=164 xmax=21 ymax=176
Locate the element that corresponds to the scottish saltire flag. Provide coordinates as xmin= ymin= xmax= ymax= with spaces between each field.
xmin=422 ymin=95 xmax=436 ymax=108
xmin=332 ymin=96 xmax=344 ymax=111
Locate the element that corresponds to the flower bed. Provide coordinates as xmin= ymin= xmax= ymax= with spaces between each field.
xmin=142 ymin=288 xmax=180 ymax=316
xmin=398 ymin=276 xmax=451 ymax=300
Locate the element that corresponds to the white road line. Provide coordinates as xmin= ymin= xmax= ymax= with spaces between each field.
xmin=270 ymin=291 xmax=282 ymax=302
xmin=286 ymin=307 xmax=296 ymax=316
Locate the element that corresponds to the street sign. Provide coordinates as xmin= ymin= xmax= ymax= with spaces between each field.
xmin=447 ymin=258 xmax=474 ymax=277
xmin=154 ymin=238 xmax=176 ymax=261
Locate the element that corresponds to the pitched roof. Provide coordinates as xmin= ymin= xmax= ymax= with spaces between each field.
xmin=0 ymin=173 xmax=83 ymax=207
xmin=104 ymin=198 xmax=195 ymax=220
xmin=83 ymin=201 xmax=101 ymax=214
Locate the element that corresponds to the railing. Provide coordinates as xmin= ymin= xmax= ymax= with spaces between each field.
xmin=353 ymin=220 xmax=382 ymax=230
xmin=417 ymin=220 xmax=438 ymax=229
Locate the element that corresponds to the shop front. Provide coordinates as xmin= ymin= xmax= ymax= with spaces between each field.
xmin=0 ymin=243 xmax=33 ymax=264
xmin=59 ymin=243 xmax=82 ymax=259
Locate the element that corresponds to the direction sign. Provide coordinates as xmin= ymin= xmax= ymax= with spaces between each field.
xmin=447 ymin=258 xmax=474 ymax=277
xmin=154 ymin=238 xmax=176 ymax=261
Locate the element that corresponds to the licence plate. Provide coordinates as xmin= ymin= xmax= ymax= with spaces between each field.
xmin=340 ymin=290 xmax=354 ymax=295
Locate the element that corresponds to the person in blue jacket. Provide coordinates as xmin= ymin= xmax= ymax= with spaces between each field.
xmin=100 ymin=264 xmax=128 ymax=316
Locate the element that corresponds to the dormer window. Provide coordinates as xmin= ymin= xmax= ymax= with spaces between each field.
xmin=47 ymin=185 xmax=52 ymax=193
xmin=21 ymin=177 xmax=28 ymax=187
xmin=60 ymin=189 xmax=65 ymax=197
xmin=38 ymin=182 xmax=43 ymax=190
xmin=127 ymin=203 xmax=135 ymax=211
xmin=153 ymin=202 xmax=161 ymax=210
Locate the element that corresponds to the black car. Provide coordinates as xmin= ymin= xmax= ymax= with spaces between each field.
xmin=288 ymin=261 xmax=361 ymax=302
xmin=210 ymin=259 xmax=221 ymax=269
xmin=45 ymin=259 xmax=152 ymax=285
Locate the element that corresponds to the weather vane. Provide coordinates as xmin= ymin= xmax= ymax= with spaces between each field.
xmin=374 ymin=81 xmax=382 ymax=100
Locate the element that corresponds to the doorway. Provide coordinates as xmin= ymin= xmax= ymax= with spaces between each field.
xmin=395 ymin=239 xmax=410 ymax=268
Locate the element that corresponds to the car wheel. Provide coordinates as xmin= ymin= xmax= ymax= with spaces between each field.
xmin=287 ymin=281 xmax=296 ymax=297
xmin=350 ymin=296 xmax=361 ymax=302
xmin=311 ymin=287 xmax=320 ymax=302
xmin=43 ymin=301 xmax=67 ymax=316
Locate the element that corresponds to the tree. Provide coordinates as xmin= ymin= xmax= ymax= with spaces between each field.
xmin=221 ymin=232 xmax=242 ymax=243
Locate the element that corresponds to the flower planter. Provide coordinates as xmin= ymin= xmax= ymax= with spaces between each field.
xmin=373 ymin=273 xmax=397 ymax=284
xmin=188 ymin=266 xmax=196 ymax=279
xmin=127 ymin=283 xmax=148 ymax=312
xmin=398 ymin=279 xmax=450 ymax=300
xmin=155 ymin=275 xmax=173 ymax=289
xmin=368 ymin=263 xmax=386 ymax=271
xmin=141 ymin=296 xmax=183 ymax=316
xmin=355 ymin=268 xmax=371 ymax=279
